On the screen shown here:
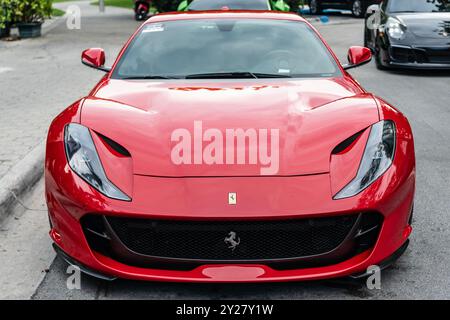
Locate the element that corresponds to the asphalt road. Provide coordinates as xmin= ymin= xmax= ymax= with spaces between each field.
xmin=3 ymin=10 xmax=450 ymax=299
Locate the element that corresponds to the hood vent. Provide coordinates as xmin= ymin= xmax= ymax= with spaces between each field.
xmin=332 ymin=129 xmax=366 ymax=155
xmin=96 ymin=132 xmax=131 ymax=157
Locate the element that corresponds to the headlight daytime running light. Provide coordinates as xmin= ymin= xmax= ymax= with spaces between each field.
xmin=334 ymin=120 xmax=396 ymax=199
xmin=64 ymin=123 xmax=131 ymax=201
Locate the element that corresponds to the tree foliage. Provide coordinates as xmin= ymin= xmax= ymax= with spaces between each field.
xmin=15 ymin=0 xmax=52 ymax=23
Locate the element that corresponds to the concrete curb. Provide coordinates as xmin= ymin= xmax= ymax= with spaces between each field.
xmin=0 ymin=141 xmax=45 ymax=224
xmin=42 ymin=15 xmax=66 ymax=37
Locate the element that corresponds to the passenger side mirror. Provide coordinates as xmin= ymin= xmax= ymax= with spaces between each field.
xmin=81 ymin=48 xmax=111 ymax=72
xmin=343 ymin=46 xmax=372 ymax=70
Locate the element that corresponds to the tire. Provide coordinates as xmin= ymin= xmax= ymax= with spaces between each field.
xmin=351 ymin=0 xmax=366 ymax=18
xmin=375 ymin=48 xmax=387 ymax=70
xmin=309 ymin=0 xmax=322 ymax=15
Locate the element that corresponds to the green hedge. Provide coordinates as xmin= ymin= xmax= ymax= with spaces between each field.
xmin=0 ymin=0 xmax=52 ymax=28
xmin=1 ymin=0 xmax=17 ymax=28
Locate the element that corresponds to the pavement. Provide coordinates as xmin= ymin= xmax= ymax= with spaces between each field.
xmin=0 ymin=4 xmax=449 ymax=299
xmin=0 ymin=178 xmax=53 ymax=300
xmin=0 ymin=1 xmax=140 ymax=223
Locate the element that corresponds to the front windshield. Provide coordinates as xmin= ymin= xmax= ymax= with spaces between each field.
xmin=189 ymin=0 xmax=270 ymax=10
xmin=112 ymin=19 xmax=341 ymax=79
xmin=387 ymin=0 xmax=450 ymax=13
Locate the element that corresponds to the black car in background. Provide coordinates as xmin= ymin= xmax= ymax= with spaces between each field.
xmin=309 ymin=0 xmax=382 ymax=17
xmin=364 ymin=0 xmax=450 ymax=69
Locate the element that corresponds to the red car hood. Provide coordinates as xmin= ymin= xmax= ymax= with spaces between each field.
xmin=81 ymin=78 xmax=379 ymax=176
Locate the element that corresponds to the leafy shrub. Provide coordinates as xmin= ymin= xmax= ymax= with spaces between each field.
xmin=0 ymin=0 xmax=19 ymax=28
xmin=14 ymin=0 xmax=52 ymax=24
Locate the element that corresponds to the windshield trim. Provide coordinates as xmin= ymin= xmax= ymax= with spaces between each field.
xmin=110 ymin=18 xmax=343 ymax=81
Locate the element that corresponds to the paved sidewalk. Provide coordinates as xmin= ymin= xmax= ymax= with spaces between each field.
xmin=0 ymin=1 xmax=139 ymax=180
xmin=0 ymin=178 xmax=54 ymax=299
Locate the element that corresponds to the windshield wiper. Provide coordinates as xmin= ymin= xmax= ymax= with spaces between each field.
xmin=121 ymin=75 xmax=180 ymax=79
xmin=185 ymin=72 xmax=258 ymax=79
xmin=253 ymin=73 xmax=292 ymax=78
xmin=185 ymin=72 xmax=291 ymax=79
xmin=122 ymin=72 xmax=292 ymax=80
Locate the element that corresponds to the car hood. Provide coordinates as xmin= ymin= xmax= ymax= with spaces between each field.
xmin=395 ymin=12 xmax=450 ymax=39
xmin=81 ymin=78 xmax=379 ymax=177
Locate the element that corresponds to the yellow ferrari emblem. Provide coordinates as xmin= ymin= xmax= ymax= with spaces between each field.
xmin=228 ymin=192 xmax=237 ymax=205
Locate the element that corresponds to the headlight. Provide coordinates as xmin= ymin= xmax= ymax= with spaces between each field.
xmin=334 ymin=120 xmax=396 ymax=199
xmin=64 ymin=123 xmax=131 ymax=201
xmin=386 ymin=17 xmax=405 ymax=40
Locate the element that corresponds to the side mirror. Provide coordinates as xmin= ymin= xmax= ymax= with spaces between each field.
xmin=343 ymin=46 xmax=372 ymax=70
xmin=81 ymin=48 xmax=110 ymax=72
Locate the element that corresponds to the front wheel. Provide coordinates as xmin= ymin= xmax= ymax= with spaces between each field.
xmin=351 ymin=0 xmax=366 ymax=18
xmin=309 ymin=0 xmax=322 ymax=15
xmin=375 ymin=48 xmax=387 ymax=70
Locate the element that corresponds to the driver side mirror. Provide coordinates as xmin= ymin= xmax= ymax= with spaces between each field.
xmin=81 ymin=48 xmax=111 ymax=72
xmin=343 ymin=46 xmax=372 ymax=70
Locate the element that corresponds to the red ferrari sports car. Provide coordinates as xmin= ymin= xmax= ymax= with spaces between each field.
xmin=45 ymin=11 xmax=415 ymax=282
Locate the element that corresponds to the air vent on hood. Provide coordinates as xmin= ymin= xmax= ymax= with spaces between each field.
xmin=96 ymin=132 xmax=131 ymax=157
xmin=332 ymin=129 xmax=366 ymax=155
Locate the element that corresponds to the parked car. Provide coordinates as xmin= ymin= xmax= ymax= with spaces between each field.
xmin=309 ymin=0 xmax=382 ymax=17
xmin=178 ymin=0 xmax=290 ymax=12
xmin=46 ymin=11 xmax=415 ymax=282
xmin=364 ymin=0 xmax=450 ymax=69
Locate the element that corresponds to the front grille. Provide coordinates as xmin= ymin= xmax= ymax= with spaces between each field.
xmin=106 ymin=215 xmax=357 ymax=261
xmin=390 ymin=46 xmax=427 ymax=63
xmin=390 ymin=46 xmax=450 ymax=64
xmin=422 ymin=47 xmax=450 ymax=64
xmin=81 ymin=213 xmax=383 ymax=271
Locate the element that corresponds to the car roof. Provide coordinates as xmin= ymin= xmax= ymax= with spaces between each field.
xmin=144 ymin=11 xmax=307 ymax=24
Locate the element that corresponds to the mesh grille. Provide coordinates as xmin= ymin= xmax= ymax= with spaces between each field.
xmin=390 ymin=46 xmax=450 ymax=64
xmin=106 ymin=215 xmax=358 ymax=261
xmin=423 ymin=47 xmax=450 ymax=64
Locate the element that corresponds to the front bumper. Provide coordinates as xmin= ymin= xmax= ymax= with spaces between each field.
xmin=46 ymin=170 xmax=414 ymax=282
xmin=52 ymin=238 xmax=410 ymax=282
